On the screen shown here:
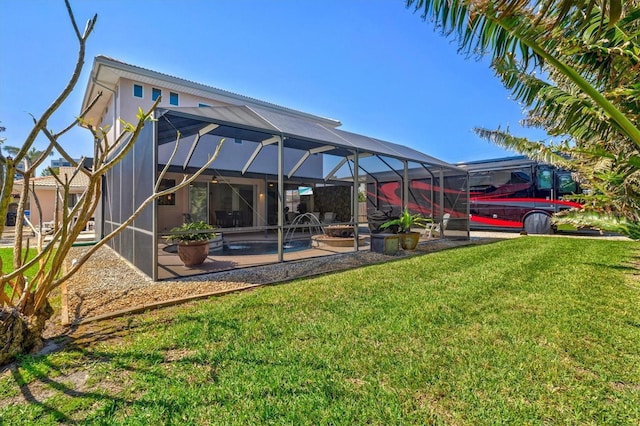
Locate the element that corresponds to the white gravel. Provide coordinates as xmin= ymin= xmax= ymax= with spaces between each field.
xmin=63 ymin=238 xmax=480 ymax=322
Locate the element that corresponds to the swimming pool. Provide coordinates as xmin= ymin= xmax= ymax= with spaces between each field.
xmin=163 ymin=239 xmax=312 ymax=256
xmin=221 ymin=239 xmax=312 ymax=255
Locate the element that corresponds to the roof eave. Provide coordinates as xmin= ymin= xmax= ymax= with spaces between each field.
xmin=82 ymin=56 xmax=342 ymax=129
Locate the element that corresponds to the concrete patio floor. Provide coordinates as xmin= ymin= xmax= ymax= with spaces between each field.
xmin=157 ymin=231 xmax=373 ymax=280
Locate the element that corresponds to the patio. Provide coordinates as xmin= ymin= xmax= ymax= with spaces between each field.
xmin=157 ymin=230 xmax=373 ymax=280
xmin=101 ymin=105 xmax=469 ymax=280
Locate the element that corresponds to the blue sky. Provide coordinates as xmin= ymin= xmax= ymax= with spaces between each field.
xmin=0 ymin=0 xmax=546 ymax=168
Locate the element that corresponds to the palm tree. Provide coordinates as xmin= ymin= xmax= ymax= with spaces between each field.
xmin=3 ymin=145 xmax=52 ymax=166
xmin=3 ymin=145 xmax=53 ymax=179
xmin=405 ymin=0 xmax=640 ymax=237
xmin=406 ymin=0 xmax=639 ymax=144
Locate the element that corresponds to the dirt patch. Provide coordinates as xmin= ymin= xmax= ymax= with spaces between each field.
xmin=2 ymin=368 xmax=89 ymax=406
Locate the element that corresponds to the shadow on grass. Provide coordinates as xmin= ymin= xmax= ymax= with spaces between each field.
xmin=9 ymin=352 xmax=208 ymax=424
xmin=1 ymin=237 xmax=509 ymax=422
xmin=585 ymin=262 xmax=639 ymax=272
xmin=5 ymin=313 xmax=199 ymax=423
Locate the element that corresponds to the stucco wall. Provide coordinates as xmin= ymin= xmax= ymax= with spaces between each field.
xmin=116 ymin=78 xmax=232 ymax=132
xmin=19 ymin=188 xmax=86 ymax=227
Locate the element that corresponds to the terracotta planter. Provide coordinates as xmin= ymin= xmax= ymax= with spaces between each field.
xmin=177 ymin=240 xmax=210 ymax=266
xmin=399 ymin=232 xmax=420 ymax=250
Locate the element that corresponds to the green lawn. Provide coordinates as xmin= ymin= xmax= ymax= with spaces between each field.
xmin=2 ymin=237 xmax=639 ymax=425
xmin=1 ymin=247 xmax=41 ymax=277
xmin=2 ymin=247 xmax=42 ymax=294
xmin=1 ymin=247 xmax=58 ymax=304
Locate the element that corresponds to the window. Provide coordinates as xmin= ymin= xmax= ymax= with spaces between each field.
xmin=68 ymin=193 xmax=79 ymax=208
xmin=536 ymin=168 xmax=553 ymax=190
xmin=152 ymin=88 xmax=161 ymax=101
xmin=198 ymin=103 xmax=209 ymax=107
xmin=169 ymin=92 xmax=179 ymax=106
xmin=557 ymin=172 xmax=577 ymax=194
xmin=133 ymin=84 xmax=143 ymax=98
xmin=158 ymin=179 xmax=176 ymax=205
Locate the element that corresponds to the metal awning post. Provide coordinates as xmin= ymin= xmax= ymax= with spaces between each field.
xmin=419 ymin=163 xmax=436 ymax=218
xmin=277 ymin=135 xmax=284 ymax=262
xmin=352 ymin=150 xmax=359 ymax=250
xmin=152 ymin=115 xmax=159 ymax=281
xmin=263 ymin=175 xmax=269 ymax=237
xmin=403 ymin=160 xmax=409 ymax=211
xmin=439 ymin=168 xmax=445 ymax=237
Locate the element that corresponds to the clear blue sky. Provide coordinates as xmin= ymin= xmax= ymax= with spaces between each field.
xmin=0 ymin=0 xmax=547 ymax=168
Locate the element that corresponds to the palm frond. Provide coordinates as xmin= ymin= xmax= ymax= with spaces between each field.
xmin=473 ymin=128 xmax=573 ymax=167
xmin=554 ymin=210 xmax=640 ymax=239
xmin=407 ymin=0 xmax=640 ymax=145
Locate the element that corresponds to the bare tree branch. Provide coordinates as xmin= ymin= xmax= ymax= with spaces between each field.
xmin=54 ymin=91 xmax=103 ymax=139
xmin=54 ymin=139 xmax=225 ymax=288
xmin=16 ymin=0 xmax=96 ymax=165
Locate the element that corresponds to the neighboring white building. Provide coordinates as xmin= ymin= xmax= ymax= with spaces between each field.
xmin=50 ymin=157 xmax=86 ymax=168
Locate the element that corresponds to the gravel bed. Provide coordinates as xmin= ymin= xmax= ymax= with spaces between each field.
xmin=62 ymin=238 xmax=486 ymax=323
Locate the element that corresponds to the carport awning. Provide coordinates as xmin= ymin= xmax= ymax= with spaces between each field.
xmin=156 ymin=105 xmax=455 ymax=169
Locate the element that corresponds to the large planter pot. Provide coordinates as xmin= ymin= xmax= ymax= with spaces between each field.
xmin=399 ymin=232 xmax=421 ymax=250
xmin=177 ymin=240 xmax=210 ymax=266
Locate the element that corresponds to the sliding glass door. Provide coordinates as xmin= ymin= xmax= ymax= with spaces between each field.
xmin=209 ymin=183 xmax=255 ymax=228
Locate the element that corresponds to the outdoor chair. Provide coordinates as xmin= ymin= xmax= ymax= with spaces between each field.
xmin=322 ymin=212 xmax=335 ymax=224
xmin=423 ymin=213 xmax=450 ymax=238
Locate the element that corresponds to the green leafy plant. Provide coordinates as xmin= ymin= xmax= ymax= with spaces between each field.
xmin=166 ymin=221 xmax=217 ymax=244
xmin=405 ymin=0 xmax=640 ymax=238
xmin=380 ymin=208 xmax=432 ymax=233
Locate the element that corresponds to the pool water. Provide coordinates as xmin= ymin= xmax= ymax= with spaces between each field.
xmin=163 ymin=239 xmax=312 ymax=256
xmin=221 ymin=239 xmax=312 ymax=255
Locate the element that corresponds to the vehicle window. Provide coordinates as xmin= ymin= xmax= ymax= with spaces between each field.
xmin=537 ymin=168 xmax=553 ymax=190
xmin=557 ymin=172 xmax=577 ymax=194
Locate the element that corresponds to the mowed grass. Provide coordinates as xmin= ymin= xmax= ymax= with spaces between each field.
xmin=2 ymin=247 xmax=51 ymax=294
xmin=1 ymin=237 xmax=639 ymax=424
xmin=1 ymin=247 xmax=45 ymax=277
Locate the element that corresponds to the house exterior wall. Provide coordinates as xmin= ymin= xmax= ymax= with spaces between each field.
xmin=156 ymin=175 xmax=189 ymax=233
xmin=88 ymin=62 xmax=329 ymax=219
xmin=12 ymin=166 xmax=90 ymax=228
xmin=114 ymin=78 xmax=232 ymax=134
xmin=108 ymin=76 xmax=324 ymax=233
xmin=16 ymin=187 xmax=86 ymax=227
xmin=26 ymin=189 xmax=57 ymax=226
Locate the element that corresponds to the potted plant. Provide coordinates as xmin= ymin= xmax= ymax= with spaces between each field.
xmin=166 ymin=221 xmax=218 ymax=266
xmin=380 ymin=208 xmax=432 ymax=250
